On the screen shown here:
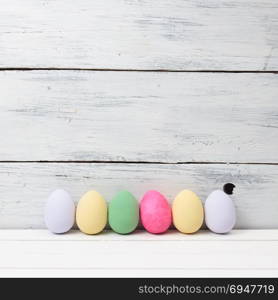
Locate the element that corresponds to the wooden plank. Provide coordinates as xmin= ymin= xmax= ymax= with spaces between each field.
xmin=1 ymin=71 xmax=277 ymax=163
xmin=0 ymin=163 xmax=277 ymax=229
xmin=0 ymin=230 xmax=277 ymax=277
xmin=0 ymin=0 xmax=277 ymax=70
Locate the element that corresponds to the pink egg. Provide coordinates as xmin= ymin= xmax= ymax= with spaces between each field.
xmin=140 ymin=190 xmax=172 ymax=234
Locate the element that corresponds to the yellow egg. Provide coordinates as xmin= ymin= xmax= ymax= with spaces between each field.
xmin=76 ymin=190 xmax=107 ymax=234
xmin=172 ymin=190 xmax=204 ymax=234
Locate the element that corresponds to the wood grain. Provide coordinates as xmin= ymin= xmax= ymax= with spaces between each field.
xmin=0 ymin=230 xmax=277 ymax=277
xmin=1 ymin=70 xmax=277 ymax=163
xmin=1 ymin=1 xmax=277 ymax=232
xmin=0 ymin=0 xmax=277 ymax=70
xmin=0 ymin=163 xmax=277 ymax=229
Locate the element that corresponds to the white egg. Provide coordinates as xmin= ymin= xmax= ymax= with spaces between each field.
xmin=205 ymin=190 xmax=236 ymax=234
xmin=44 ymin=189 xmax=75 ymax=233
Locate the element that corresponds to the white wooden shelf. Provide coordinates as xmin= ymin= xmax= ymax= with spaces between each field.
xmin=0 ymin=230 xmax=277 ymax=277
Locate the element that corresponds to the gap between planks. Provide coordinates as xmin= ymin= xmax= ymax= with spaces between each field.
xmin=0 ymin=161 xmax=278 ymax=165
xmin=0 ymin=68 xmax=277 ymax=74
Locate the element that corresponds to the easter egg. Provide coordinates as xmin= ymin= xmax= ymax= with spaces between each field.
xmin=172 ymin=190 xmax=204 ymax=233
xmin=76 ymin=190 xmax=107 ymax=234
xmin=109 ymin=190 xmax=139 ymax=234
xmin=44 ymin=189 xmax=75 ymax=234
xmin=140 ymin=190 xmax=171 ymax=234
xmin=205 ymin=190 xmax=236 ymax=234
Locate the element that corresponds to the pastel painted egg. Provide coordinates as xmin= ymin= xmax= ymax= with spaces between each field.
xmin=172 ymin=190 xmax=204 ymax=234
xmin=44 ymin=189 xmax=75 ymax=234
xmin=109 ymin=190 xmax=139 ymax=234
xmin=140 ymin=190 xmax=171 ymax=234
xmin=76 ymin=190 xmax=107 ymax=235
xmin=205 ymin=190 xmax=236 ymax=234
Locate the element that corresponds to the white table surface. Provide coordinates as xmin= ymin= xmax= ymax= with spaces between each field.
xmin=0 ymin=230 xmax=277 ymax=278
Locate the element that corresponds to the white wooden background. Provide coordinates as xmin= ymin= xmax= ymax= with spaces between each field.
xmin=0 ymin=0 xmax=278 ymax=229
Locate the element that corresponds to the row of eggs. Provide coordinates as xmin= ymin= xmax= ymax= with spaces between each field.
xmin=45 ymin=187 xmax=236 ymax=235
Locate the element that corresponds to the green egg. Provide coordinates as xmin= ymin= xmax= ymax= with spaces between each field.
xmin=108 ymin=190 xmax=139 ymax=234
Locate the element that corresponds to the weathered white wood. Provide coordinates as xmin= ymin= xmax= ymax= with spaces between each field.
xmin=1 ymin=71 xmax=277 ymax=163
xmin=0 ymin=0 xmax=277 ymax=70
xmin=0 ymin=230 xmax=277 ymax=277
xmin=0 ymin=163 xmax=277 ymax=229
